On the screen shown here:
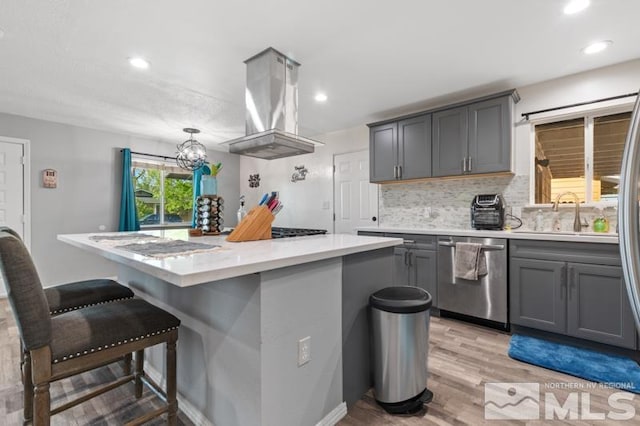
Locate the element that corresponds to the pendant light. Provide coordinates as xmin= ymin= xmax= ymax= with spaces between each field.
xmin=176 ymin=128 xmax=207 ymax=171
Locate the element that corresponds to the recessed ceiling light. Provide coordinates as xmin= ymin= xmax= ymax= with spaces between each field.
xmin=314 ymin=93 xmax=328 ymax=102
xmin=564 ymin=0 xmax=590 ymax=15
xmin=128 ymin=57 xmax=150 ymax=69
xmin=582 ymin=40 xmax=612 ymax=55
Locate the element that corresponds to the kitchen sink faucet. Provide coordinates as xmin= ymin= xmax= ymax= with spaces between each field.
xmin=552 ymin=191 xmax=587 ymax=232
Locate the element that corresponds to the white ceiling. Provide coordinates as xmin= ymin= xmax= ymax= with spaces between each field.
xmin=1 ymin=0 xmax=639 ymax=150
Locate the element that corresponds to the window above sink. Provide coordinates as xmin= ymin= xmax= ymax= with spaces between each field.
xmin=533 ymin=110 xmax=632 ymax=205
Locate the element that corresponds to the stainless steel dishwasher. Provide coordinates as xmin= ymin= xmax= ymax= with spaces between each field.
xmin=437 ymin=236 xmax=507 ymax=326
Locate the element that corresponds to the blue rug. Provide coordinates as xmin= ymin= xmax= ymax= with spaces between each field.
xmin=508 ymin=334 xmax=640 ymax=394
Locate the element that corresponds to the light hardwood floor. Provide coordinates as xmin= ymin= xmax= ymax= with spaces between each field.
xmin=339 ymin=315 xmax=639 ymax=426
xmin=0 ymin=299 xmax=637 ymax=425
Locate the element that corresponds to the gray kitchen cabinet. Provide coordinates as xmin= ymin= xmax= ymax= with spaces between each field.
xmin=510 ymin=258 xmax=567 ymax=334
xmin=369 ymin=114 xmax=432 ymax=182
xmin=393 ymin=247 xmax=410 ymax=284
xmin=389 ymin=234 xmax=438 ymax=307
xmin=567 ymin=263 xmax=636 ymax=349
xmin=409 ymin=249 xmax=437 ymax=306
xmin=509 ymin=240 xmax=637 ymax=349
xmin=370 ymin=123 xmax=397 ymax=182
xmin=432 ymin=106 xmax=468 ymax=176
xmin=468 ymin=96 xmax=511 ymax=174
xmin=433 ymin=95 xmax=513 ymax=177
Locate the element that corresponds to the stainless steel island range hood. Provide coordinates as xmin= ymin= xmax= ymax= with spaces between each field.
xmin=223 ymin=47 xmax=323 ymax=160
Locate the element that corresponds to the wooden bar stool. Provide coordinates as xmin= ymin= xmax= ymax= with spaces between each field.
xmin=0 ymin=231 xmax=180 ymax=425
xmin=0 ymin=227 xmax=136 ymax=421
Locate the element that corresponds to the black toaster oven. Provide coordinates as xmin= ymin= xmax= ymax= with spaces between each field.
xmin=471 ymin=194 xmax=506 ymax=230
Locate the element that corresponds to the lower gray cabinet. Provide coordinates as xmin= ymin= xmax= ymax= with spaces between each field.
xmin=510 ymin=258 xmax=566 ymax=334
xmin=567 ymin=263 xmax=636 ymax=349
xmin=390 ymin=234 xmax=438 ymax=307
xmin=393 ymin=247 xmax=410 ymax=285
xmin=409 ymin=249 xmax=437 ymax=306
xmin=509 ymin=240 xmax=637 ymax=349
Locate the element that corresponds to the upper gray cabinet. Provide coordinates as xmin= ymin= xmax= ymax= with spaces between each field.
xmin=370 ymin=114 xmax=432 ymax=182
xmin=369 ymin=90 xmax=518 ymax=182
xmin=370 ymin=123 xmax=397 ymax=182
xmin=433 ymin=95 xmax=513 ymax=177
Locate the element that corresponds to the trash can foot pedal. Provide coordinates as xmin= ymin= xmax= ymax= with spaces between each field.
xmin=376 ymin=388 xmax=433 ymax=414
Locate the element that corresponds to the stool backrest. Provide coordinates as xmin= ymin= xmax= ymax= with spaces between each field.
xmin=0 ymin=232 xmax=51 ymax=350
xmin=0 ymin=226 xmax=21 ymax=241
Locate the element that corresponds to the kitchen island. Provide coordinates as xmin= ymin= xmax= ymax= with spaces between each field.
xmin=59 ymin=230 xmax=402 ymax=426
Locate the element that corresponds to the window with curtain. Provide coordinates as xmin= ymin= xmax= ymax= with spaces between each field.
xmin=132 ymin=158 xmax=193 ymax=227
xmin=534 ymin=110 xmax=631 ymax=204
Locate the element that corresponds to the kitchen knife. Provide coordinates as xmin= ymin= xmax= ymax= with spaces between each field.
xmin=258 ymin=193 xmax=269 ymax=205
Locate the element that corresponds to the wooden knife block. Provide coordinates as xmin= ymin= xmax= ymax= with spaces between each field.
xmin=226 ymin=205 xmax=274 ymax=242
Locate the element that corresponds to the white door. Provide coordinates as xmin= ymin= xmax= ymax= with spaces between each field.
xmin=334 ymin=150 xmax=379 ymax=234
xmin=0 ymin=140 xmax=25 ymax=295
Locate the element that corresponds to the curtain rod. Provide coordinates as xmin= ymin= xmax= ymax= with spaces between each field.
xmin=120 ymin=150 xmax=177 ymax=161
xmin=521 ymin=92 xmax=638 ymax=120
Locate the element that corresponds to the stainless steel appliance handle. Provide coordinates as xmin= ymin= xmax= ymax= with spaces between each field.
xmin=437 ymin=241 xmax=505 ymax=250
xmin=619 ymin=92 xmax=640 ymax=333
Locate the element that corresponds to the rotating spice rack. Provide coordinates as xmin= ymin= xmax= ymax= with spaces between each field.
xmin=195 ymin=195 xmax=224 ymax=235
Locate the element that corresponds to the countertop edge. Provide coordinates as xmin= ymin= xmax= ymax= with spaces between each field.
xmin=59 ymin=234 xmax=403 ymax=287
xmin=357 ymin=227 xmax=619 ymax=244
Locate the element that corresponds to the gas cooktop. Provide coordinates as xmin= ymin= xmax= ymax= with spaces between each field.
xmin=271 ymin=227 xmax=328 ymax=239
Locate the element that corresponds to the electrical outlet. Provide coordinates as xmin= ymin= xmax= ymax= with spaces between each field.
xmin=298 ymin=336 xmax=311 ymax=366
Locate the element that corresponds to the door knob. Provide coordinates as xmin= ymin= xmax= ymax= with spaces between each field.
xmin=372 ymin=216 xmax=377 ymax=222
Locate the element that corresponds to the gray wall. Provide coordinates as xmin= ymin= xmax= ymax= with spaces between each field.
xmin=0 ymin=112 xmax=240 ymax=286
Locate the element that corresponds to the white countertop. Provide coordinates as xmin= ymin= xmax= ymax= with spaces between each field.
xmin=358 ymin=227 xmax=619 ymax=244
xmin=58 ymin=230 xmax=403 ymax=287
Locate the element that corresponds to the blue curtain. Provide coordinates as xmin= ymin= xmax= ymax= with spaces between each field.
xmin=191 ymin=165 xmax=210 ymax=227
xmin=118 ymin=149 xmax=140 ymax=231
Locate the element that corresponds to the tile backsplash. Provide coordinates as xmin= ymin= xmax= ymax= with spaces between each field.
xmin=379 ymin=175 xmax=530 ymax=229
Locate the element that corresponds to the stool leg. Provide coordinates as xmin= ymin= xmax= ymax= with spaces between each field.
xmin=33 ymin=382 xmax=50 ymax=426
xmin=23 ymin=349 xmax=33 ymax=422
xmin=134 ymin=350 xmax=144 ymax=398
xmin=31 ymin=347 xmax=51 ymax=426
xmin=167 ymin=333 xmax=178 ymax=426
xmin=123 ymin=353 xmax=132 ymax=376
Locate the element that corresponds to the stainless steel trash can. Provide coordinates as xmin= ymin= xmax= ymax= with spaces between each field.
xmin=370 ymin=286 xmax=433 ymax=414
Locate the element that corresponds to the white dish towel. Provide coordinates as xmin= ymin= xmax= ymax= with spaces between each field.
xmin=454 ymin=242 xmax=488 ymax=281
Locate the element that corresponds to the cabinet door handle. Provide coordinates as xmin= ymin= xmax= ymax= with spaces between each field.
xmin=561 ymin=265 xmax=567 ymax=300
xmin=393 ymin=165 xmax=397 ymax=178
xmin=570 ymin=267 xmax=578 ymax=301
xmin=468 ymin=157 xmax=472 ymax=172
xmin=403 ymin=240 xmax=416 ymax=244
xmin=404 ymin=250 xmax=408 ymax=265
xmin=461 ymin=158 xmax=467 ymax=172
xmin=398 ymin=165 xmax=402 ymax=178
xmin=408 ymin=252 xmax=413 ymax=267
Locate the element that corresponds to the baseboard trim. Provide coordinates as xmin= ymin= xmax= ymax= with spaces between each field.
xmin=146 ymin=361 xmax=346 ymax=426
xmin=316 ymin=402 xmax=348 ymax=426
xmin=145 ymin=363 xmax=215 ymax=426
